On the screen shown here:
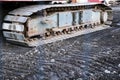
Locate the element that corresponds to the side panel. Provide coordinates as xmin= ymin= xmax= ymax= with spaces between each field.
xmin=82 ymin=10 xmax=93 ymax=23
xmin=27 ymin=14 xmax=57 ymax=36
xmin=92 ymin=11 xmax=100 ymax=23
xmin=82 ymin=9 xmax=100 ymax=24
xmin=59 ymin=12 xmax=73 ymax=27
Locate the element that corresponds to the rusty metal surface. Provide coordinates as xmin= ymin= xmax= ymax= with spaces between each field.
xmin=27 ymin=25 xmax=110 ymax=47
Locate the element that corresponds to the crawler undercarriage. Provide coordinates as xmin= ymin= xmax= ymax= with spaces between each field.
xmin=2 ymin=3 xmax=112 ymax=47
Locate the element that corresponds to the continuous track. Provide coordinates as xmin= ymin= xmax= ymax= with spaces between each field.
xmin=2 ymin=3 xmax=112 ymax=47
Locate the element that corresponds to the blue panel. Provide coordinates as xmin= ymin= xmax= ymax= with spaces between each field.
xmin=59 ymin=12 xmax=72 ymax=27
xmin=82 ymin=10 xmax=93 ymax=23
xmin=82 ymin=9 xmax=100 ymax=23
xmin=41 ymin=14 xmax=57 ymax=28
xmin=92 ymin=11 xmax=100 ymax=22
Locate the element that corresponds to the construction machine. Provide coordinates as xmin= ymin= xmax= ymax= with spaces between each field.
xmin=0 ymin=0 xmax=113 ymax=47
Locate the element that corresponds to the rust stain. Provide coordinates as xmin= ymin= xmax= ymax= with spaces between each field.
xmin=27 ymin=27 xmax=39 ymax=37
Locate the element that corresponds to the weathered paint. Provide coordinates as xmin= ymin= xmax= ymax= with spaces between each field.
xmin=103 ymin=12 xmax=108 ymax=22
xmin=27 ymin=14 xmax=57 ymax=37
xmin=3 ymin=31 xmax=25 ymax=40
xmin=82 ymin=9 xmax=100 ymax=23
xmin=2 ymin=3 xmax=112 ymax=46
xmin=27 ymin=9 xmax=104 ymax=37
xmin=3 ymin=23 xmax=24 ymax=32
xmin=58 ymin=12 xmax=73 ymax=27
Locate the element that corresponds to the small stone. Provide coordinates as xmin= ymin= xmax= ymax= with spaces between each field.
xmin=57 ymin=51 xmax=60 ymax=53
xmin=104 ymin=70 xmax=111 ymax=74
xmin=93 ymin=45 xmax=98 ymax=47
xmin=112 ymin=35 xmax=114 ymax=38
xmin=61 ymin=49 xmax=65 ymax=52
xmin=14 ymin=76 xmax=17 ymax=79
xmin=106 ymin=51 xmax=110 ymax=54
xmin=118 ymin=64 xmax=120 ymax=67
xmin=81 ymin=65 xmax=85 ymax=68
xmin=112 ymin=71 xmax=117 ymax=74
xmin=51 ymin=59 xmax=55 ymax=62
xmin=34 ymin=49 xmax=38 ymax=53
xmin=19 ymin=54 xmax=22 ymax=57
xmin=90 ymin=73 xmax=94 ymax=76
xmin=21 ymin=74 xmax=25 ymax=78
xmin=69 ymin=70 xmax=75 ymax=76
xmin=40 ymin=67 xmax=44 ymax=71
xmin=119 ymin=74 xmax=120 ymax=77
xmin=30 ymin=52 xmax=33 ymax=55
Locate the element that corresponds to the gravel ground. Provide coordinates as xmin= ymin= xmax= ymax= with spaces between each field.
xmin=0 ymin=6 xmax=120 ymax=80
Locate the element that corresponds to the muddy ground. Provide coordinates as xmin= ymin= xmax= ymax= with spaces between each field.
xmin=0 ymin=6 xmax=120 ymax=80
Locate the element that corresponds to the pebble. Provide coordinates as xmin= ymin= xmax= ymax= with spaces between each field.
xmin=106 ymin=51 xmax=110 ymax=54
xmin=40 ymin=67 xmax=44 ymax=71
xmin=19 ymin=54 xmax=23 ymax=58
xmin=38 ymin=52 xmax=41 ymax=54
xmin=61 ymin=49 xmax=65 ymax=52
xmin=112 ymin=35 xmax=114 ymax=38
xmin=34 ymin=49 xmax=38 ymax=53
xmin=51 ymin=59 xmax=55 ymax=63
xmin=14 ymin=76 xmax=17 ymax=79
xmin=112 ymin=71 xmax=117 ymax=74
xmin=119 ymin=74 xmax=120 ymax=77
xmin=118 ymin=64 xmax=120 ymax=67
xmin=93 ymin=45 xmax=98 ymax=47
xmin=104 ymin=70 xmax=111 ymax=74
xmin=30 ymin=52 xmax=33 ymax=55
xmin=21 ymin=74 xmax=25 ymax=78
xmin=69 ymin=70 xmax=75 ymax=76
xmin=77 ymin=78 xmax=83 ymax=80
